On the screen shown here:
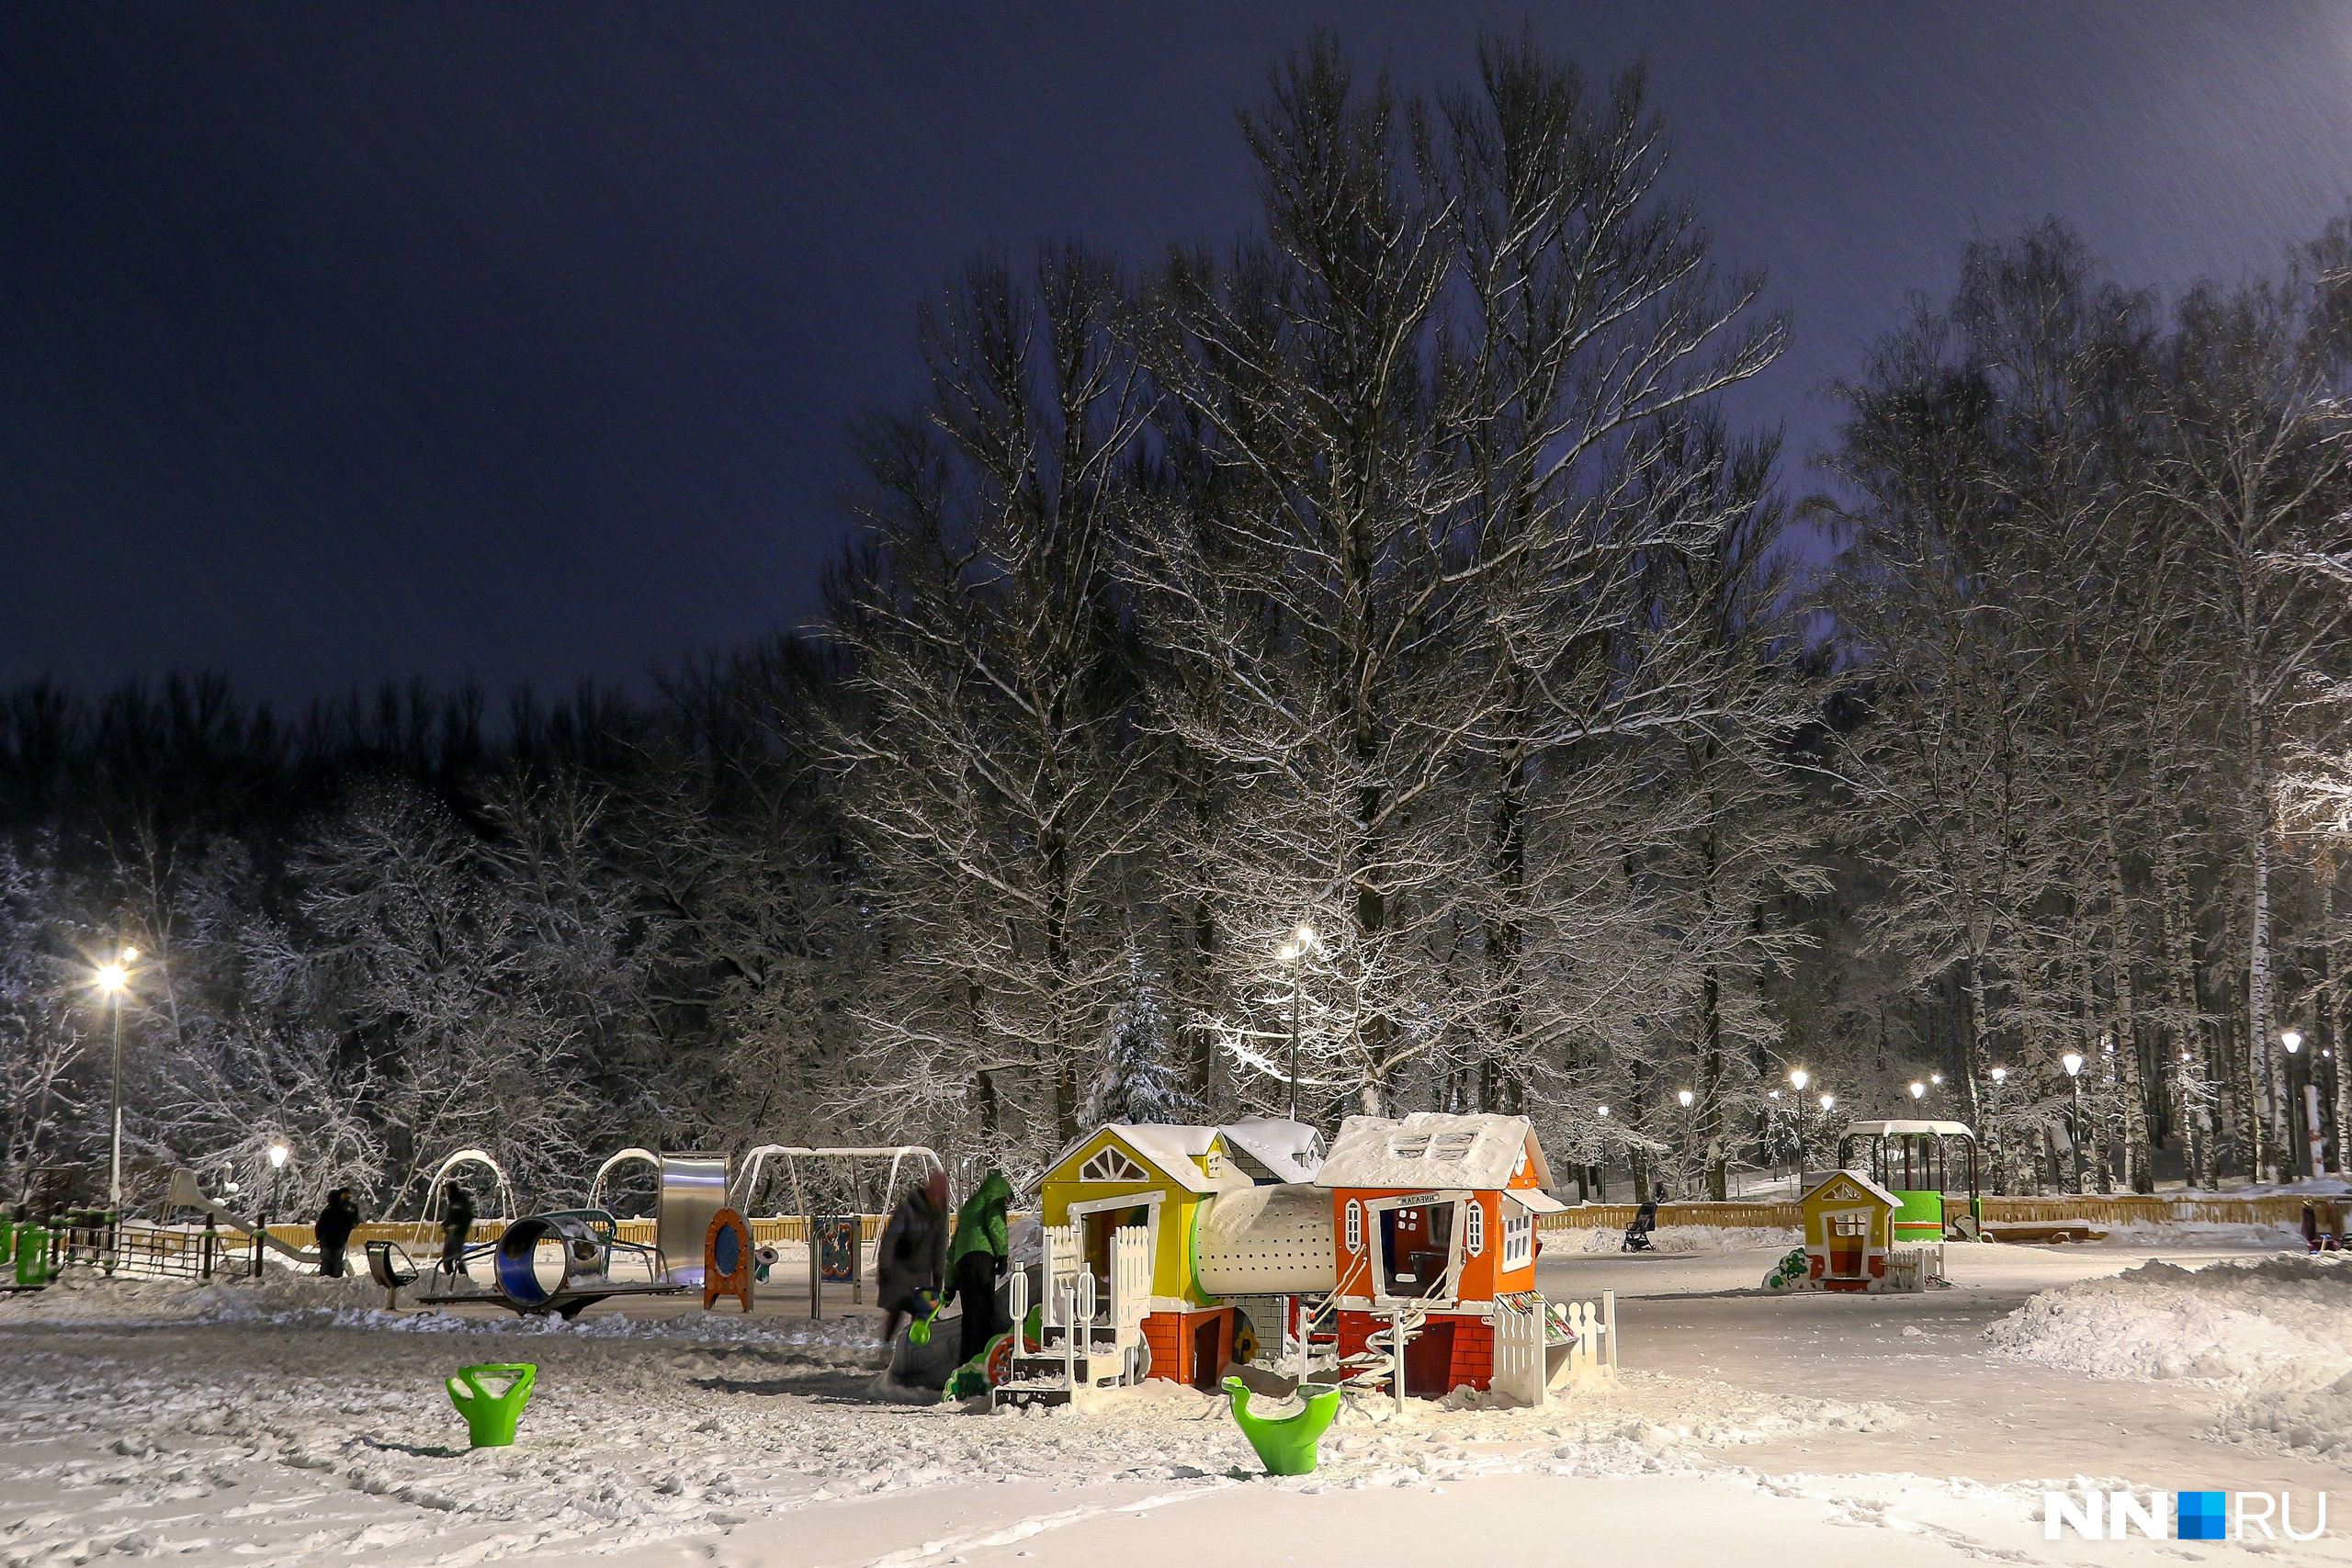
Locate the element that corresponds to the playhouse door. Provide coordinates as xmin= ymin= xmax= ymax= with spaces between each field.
xmin=1404 ymin=1319 xmax=1456 ymax=1396
xmin=1826 ymin=1211 xmax=1868 ymax=1278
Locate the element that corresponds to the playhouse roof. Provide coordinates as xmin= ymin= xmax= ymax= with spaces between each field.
xmin=1841 ymin=1119 xmax=1975 ymax=1140
xmin=1801 ymin=1168 xmax=1904 ymax=1210
xmin=1041 ymin=1123 xmax=1252 ymax=1196
xmin=1218 ymin=1117 xmax=1325 ymax=1184
xmin=1314 ymin=1112 xmax=1554 ymax=1192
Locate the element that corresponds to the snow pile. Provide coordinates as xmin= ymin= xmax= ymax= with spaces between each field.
xmin=1985 ymin=1253 xmax=2352 ymax=1454
xmin=1561 ymin=1224 xmax=1799 ymax=1256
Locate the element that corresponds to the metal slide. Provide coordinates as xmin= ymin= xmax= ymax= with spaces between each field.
xmin=164 ymin=1168 xmax=320 ymax=1265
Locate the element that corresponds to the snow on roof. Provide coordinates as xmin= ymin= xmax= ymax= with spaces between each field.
xmin=1802 ymin=1168 xmax=1905 ymax=1210
xmin=1044 ymin=1123 xmax=1250 ymax=1195
xmin=1218 ymin=1117 xmax=1325 ymax=1184
xmin=1313 ymin=1112 xmax=1553 ymax=1191
xmin=1841 ymin=1120 xmax=1975 ymax=1140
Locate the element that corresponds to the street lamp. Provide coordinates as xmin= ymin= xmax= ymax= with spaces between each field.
xmin=1988 ymin=1067 xmax=2008 ymax=1194
xmin=1678 ymin=1089 xmax=1694 ymax=1108
xmin=2283 ymin=1031 xmax=2324 ymax=1178
xmin=1790 ymin=1068 xmax=1809 ymax=1093
xmin=93 ymin=947 xmax=136 ymax=1211
xmin=1909 ymin=1081 xmax=1926 ymax=1101
xmin=2062 ymin=1051 xmax=2086 ymax=1193
xmin=1280 ymin=926 xmax=1316 ymax=1125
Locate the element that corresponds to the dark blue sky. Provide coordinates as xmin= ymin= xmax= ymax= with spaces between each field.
xmin=5 ymin=3 xmax=2351 ymax=704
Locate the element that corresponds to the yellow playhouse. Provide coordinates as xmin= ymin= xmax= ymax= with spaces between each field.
xmin=1796 ymin=1168 xmax=1901 ymax=1292
xmin=1036 ymin=1123 xmax=1256 ymax=1386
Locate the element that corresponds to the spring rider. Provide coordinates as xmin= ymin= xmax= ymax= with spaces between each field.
xmin=1223 ymin=1377 xmax=1342 ymax=1476
xmin=447 ymin=1363 xmax=537 ymax=1448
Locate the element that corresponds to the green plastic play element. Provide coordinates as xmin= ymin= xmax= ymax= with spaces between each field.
xmin=1890 ymin=1188 xmax=1944 ymax=1246
xmin=1763 ymin=1246 xmax=1809 ymax=1292
xmin=907 ymin=1287 xmax=944 ymax=1345
xmin=1223 ymin=1378 xmax=1342 ymax=1476
xmin=14 ymin=1224 xmax=50 ymax=1286
xmin=446 ymin=1363 xmax=537 ymax=1448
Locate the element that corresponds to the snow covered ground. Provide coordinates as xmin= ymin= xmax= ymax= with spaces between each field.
xmin=7 ymin=1238 xmax=2352 ymax=1566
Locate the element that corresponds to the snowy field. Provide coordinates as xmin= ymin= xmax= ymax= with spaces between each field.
xmin=9 ymin=1237 xmax=2352 ymax=1566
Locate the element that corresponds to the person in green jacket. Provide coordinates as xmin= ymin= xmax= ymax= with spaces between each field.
xmin=945 ymin=1169 xmax=1012 ymax=1366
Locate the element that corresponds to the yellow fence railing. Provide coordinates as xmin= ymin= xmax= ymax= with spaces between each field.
xmin=1534 ymin=1193 xmax=2320 ymax=1233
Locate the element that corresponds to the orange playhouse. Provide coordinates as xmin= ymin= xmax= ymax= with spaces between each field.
xmin=1314 ymin=1112 xmax=1564 ymax=1398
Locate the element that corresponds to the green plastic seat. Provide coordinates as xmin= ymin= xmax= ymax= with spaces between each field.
xmin=1224 ymin=1377 xmax=1341 ymax=1476
xmin=447 ymin=1363 xmax=537 ymax=1448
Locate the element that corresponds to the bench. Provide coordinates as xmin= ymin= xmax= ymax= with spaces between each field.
xmin=1982 ymin=1221 xmax=2107 ymax=1245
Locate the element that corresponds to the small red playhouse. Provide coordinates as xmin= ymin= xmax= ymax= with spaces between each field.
xmin=1314 ymin=1112 xmax=1563 ymax=1398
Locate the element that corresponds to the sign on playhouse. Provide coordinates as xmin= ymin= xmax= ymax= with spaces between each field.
xmin=2045 ymin=1490 xmax=2326 ymax=1541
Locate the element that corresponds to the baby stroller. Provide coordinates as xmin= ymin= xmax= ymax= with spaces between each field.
xmin=1622 ymin=1193 xmax=1662 ymax=1252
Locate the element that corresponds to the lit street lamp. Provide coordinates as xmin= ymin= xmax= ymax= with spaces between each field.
xmin=1279 ymin=925 xmax=1315 ymax=1125
xmin=2062 ymin=1051 xmax=2086 ymax=1193
xmin=1909 ymin=1081 xmax=1926 ymax=1102
xmin=92 ymin=947 xmax=136 ymax=1211
xmin=2284 ymin=1031 xmax=2324 ymax=1179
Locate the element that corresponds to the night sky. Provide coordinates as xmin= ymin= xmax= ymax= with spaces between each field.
xmin=6 ymin=4 xmax=2351 ymax=705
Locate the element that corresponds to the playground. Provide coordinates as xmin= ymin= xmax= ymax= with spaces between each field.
xmin=11 ymin=1119 xmax=2352 ymax=1564
xmin=7 ymin=1234 xmax=2352 ymax=1566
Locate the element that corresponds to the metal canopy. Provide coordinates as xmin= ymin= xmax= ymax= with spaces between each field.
xmin=1839 ymin=1120 xmax=1975 ymax=1140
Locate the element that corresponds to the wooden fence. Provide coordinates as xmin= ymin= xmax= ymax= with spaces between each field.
xmin=1536 ymin=1193 xmax=2318 ymax=1234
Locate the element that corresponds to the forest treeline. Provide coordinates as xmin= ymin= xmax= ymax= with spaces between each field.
xmin=8 ymin=38 xmax=2352 ymax=1215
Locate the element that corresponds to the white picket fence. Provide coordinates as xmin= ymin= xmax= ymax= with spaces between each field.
xmin=1884 ymin=1244 xmax=1944 ymax=1292
xmin=1492 ymin=1289 xmax=1616 ymax=1409
xmin=1010 ymin=1223 xmax=1148 ymax=1390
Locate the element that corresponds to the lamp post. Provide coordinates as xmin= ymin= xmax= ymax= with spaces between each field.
xmin=1280 ymin=925 xmax=1316 ymax=1125
xmin=1910 ymin=1081 xmax=1927 ymax=1103
xmin=1988 ymin=1066 xmax=2008 ymax=1194
xmin=2062 ymin=1051 xmax=2086 ymax=1194
xmin=93 ymin=948 xmax=136 ymax=1211
xmin=1789 ymin=1070 xmax=1811 ymax=1191
xmin=2285 ymin=1031 xmax=2323 ymax=1179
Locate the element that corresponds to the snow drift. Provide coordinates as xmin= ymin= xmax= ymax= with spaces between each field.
xmin=1985 ymin=1253 xmax=2352 ymax=1453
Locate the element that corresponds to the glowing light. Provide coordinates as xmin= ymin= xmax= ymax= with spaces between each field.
xmin=1678 ymin=1089 xmax=1694 ymax=1108
xmin=1789 ymin=1069 xmax=1809 ymax=1092
xmin=1818 ymin=1094 xmax=1835 ymax=1111
xmin=2284 ymin=1030 xmax=2304 ymax=1055
xmin=2062 ymin=1052 xmax=2084 ymax=1077
xmin=267 ymin=1144 xmax=288 ymax=1169
xmin=94 ymin=964 xmax=126 ymax=995
xmin=120 ymin=946 xmax=138 ymax=962
xmin=1596 ymin=1105 xmax=1610 ymax=1118
xmin=1295 ymin=924 xmax=1317 ymax=947
xmin=1991 ymin=1066 xmax=2008 ymax=1082
xmin=1909 ymin=1081 xmax=1926 ymax=1100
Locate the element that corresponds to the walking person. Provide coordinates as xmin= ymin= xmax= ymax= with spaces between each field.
xmin=946 ymin=1169 xmax=1013 ymax=1368
xmin=438 ymin=1182 xmax=476 ymax=1281
xmin=313 ymin=1187 xmax=362 ymax=1278
xmin=874 ymin=1170 xmax=951 ymax=1354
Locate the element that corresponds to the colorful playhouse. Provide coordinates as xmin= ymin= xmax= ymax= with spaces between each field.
xmin=1036 ymin=1123 xmax=1258 ymax=1387
xmin=1314 ymin=1112 xmax=1563 ymax=1396
xmin=1794 ymin=1168 xmax=1902 ymax=1291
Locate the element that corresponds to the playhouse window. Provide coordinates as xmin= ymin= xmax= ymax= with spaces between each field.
xmin=1830 ymin=1213 xmax=1869 ymax=1238
xmin=1079 ymin=1146 xmax=1147 ymax=1182
xmin=1345 ymin=1199 xmax=1363 ymax=1253
xmin=1464 ymin=1201 xmax=1486 ymax=1257
xmin=1430 ymin=1131 xmax=1479 ymax=1163
xmin=1502 ymin=1202 xmax=1533 ymax=1268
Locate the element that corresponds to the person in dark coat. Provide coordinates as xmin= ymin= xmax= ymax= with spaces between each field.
xmin=439 ymin=1183 xmax=476 ymax=1280
xmin=946 ymin=1169 xmax=1013 ymax=1367
xmin=874 ymin=1171 xmax=951 ymax=1348
xmin=313 ymin=1188 xmax=362 ymax=1278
